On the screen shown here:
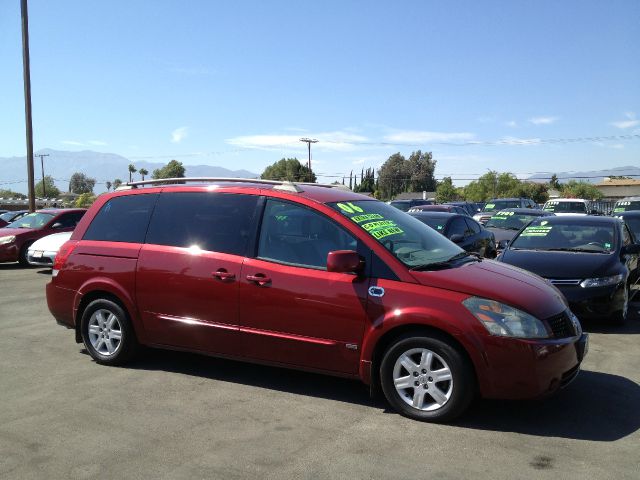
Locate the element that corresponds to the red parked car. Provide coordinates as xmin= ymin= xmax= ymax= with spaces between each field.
xmin=0 ymin=209 xmax=86 ymax=265
xmin=47 ymin=179 xmax=588 ymax=422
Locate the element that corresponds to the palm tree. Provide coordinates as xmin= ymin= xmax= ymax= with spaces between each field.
xmin=128 ymin=164 xmax=137 ymax=182
xmin=113 ymin=178 xmax=123 ymax=190
xmin=139 ymin=168 xmax=149 ymax=181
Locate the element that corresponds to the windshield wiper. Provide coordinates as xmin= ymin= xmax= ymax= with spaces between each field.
xmin=410 ymin=251 xmax=479 ymax=271
xmin=544 ymin=247 xmax=609 ymax=254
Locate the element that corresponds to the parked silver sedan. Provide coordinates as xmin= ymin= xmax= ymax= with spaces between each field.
xmin=27 ymin=232 xmax=72 ymax=267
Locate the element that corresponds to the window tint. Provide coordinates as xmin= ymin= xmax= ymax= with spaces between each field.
xmin=54 ymin=211 xmax=85 ymax=228
xmin=84 ymin=194 xmax=157 ymax=243
xmin=146 ymin=192 xmax=258 ymax=255
xmin=258 ymin=199 xmax=357 ymax=269
xmin=448 ymin=218 xmax=467 ymax=237
xmin=464 ymin=218 xmax=481 ymax=234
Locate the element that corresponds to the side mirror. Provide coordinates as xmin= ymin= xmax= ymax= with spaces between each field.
xmin=449 ymin=234 xmax=464 ymax=243
xmin=498 ymin=239 xmax=510 ymax=250
xmin=327 ymin=250 xmax=363 ymax=273
xmin=621 ymin=244 xmax=640 ymax=255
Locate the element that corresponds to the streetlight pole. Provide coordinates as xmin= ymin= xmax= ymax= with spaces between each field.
xmin=21 ymin=0 xmax=36 ymax=212
xmin=36 ymin=153 xmax=49 ymax=197
xmin=299 ymin=138 xmax=318 ymax=182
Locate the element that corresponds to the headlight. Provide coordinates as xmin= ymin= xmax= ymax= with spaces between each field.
xmin=0 ymin=235 xmax=16 ymax=245
xmin=580 ymin=274 xmax=624 ymax=288
xmin=462 ymin=297 xmax=550 ymax=339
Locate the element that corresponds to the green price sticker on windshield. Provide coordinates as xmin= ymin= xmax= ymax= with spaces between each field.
xmin=485 ymin=203 xmax=495 ymax=209
xmin=336 ymin=202 xmax=364 ymax=214
xmin=521 ymin=226 xmax=552 ymax=237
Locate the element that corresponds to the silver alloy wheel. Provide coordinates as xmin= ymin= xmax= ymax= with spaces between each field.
xmin=87 ymin=309 xmax=123 ymax=356
xmin=392 ymin=347 xmax=453 ymax=411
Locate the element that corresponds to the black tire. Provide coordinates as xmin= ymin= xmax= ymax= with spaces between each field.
xmin=81 ymin=299 xmax=139 ymax=365
xmin=380 ymin=334 xmax=475 ymax=422
xmin=610 ymin=285 xmax=629 ymax=326
xmin=18 ymin=242 xmax=33 ymax=266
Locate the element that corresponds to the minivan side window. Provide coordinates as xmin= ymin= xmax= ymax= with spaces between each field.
xmin=145 ymin=192 xmax=258 ymax=256
xmin=83 ymin=194 xmax=158 ymax=243
xmin=258 ymin=199 xmax=357 ymax=269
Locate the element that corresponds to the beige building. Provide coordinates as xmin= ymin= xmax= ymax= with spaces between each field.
xmin=595 ymin=178 xmax=640 ymax=201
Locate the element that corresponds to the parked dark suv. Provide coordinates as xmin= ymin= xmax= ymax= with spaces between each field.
xmin=47 ymin=179 xmax=587 ymax=422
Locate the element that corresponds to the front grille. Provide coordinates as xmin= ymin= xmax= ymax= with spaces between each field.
xmin=546 ymin=311 xmax=578 ymax=338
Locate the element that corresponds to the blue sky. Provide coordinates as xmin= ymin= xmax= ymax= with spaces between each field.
xmin=1 ymin=0 xmax=638 ymax=184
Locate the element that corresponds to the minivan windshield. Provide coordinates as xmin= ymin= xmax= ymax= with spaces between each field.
xmin=509 ymin=219 xmax=616 ymax=253
xmin=482 ymin=200 xmax=520 ymax=212
xmin=613 ymin=200 xmax=640 ymax=213
xmin=329 ymin=200 xmax=465 ymax=269
xmin=6 ymin=212 xmax=53 ymax=229
xmin=543 ymin=201 xmax=588 ymax=213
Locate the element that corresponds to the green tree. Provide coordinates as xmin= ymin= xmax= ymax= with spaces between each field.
xmin=139 ymin=168 xmax=149 ymax=180
xmin=354 ymin=168 xmax=376 ymax=193
xmin=0 ymin=189 xmax=27 ymax=199
xmin=260 ymin=158 xmax=316 ymax=182
xmin=105 ymin=181 xmax=112 ymax=192
xmin=152 ymin=160 xmax=186 ymax=180
xmin=69 ymin=172 xmax=96 ymax=194
xmin=463 ymin=171 xmax=522 ymax=202
xmin=128 ymin=163 xmax=137 ymax=182
xmin=376 ymin=151 xmax=437 ymax=200
xmin=560 ymin=181 xmax=603 ymax=200
xmin=113 ymin=179 xmax=123 ymax=190
xmin=74 ymin=192 xmax=97 ymax=208
xmin=436 ymin=177 xmax=458 ymax=203
xmin=549 ymin=174 xmax=561 ymax=190
xmin=35 ymin=175 xmax=61 ymax=197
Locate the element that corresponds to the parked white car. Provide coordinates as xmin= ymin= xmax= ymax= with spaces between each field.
xmin=542 ymin=198 xmax=591 ymax=216
xmin=27 ymin=232 xmax=72 ymax=267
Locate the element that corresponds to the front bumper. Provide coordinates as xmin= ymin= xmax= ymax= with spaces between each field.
xmin=556 ymin=283 xmax=625 ymax=320
xmin=27 ymin=248 xmax=56 ymax=267
xmin=0 ymin=244 xmax=19 ymax=263
xmin=480 ymin=332 xmax=588 ymax=400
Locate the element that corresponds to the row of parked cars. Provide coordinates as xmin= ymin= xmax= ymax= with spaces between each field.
xmin=2 ymin=187 xmax=639 ymax=423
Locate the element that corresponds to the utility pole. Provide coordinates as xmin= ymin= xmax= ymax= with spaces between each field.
xmin=36 ymin=153 xmax=49 ymax=197
xmin=21 ymin=0 xmax=36 ymax=212
xmin=299 ymin=138 xmax=318 ymax=182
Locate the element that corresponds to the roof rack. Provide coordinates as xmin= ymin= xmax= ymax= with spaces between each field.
xmin=120 ymin=177 xmax=350 ymax=193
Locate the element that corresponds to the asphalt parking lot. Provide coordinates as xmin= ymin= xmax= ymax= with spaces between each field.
xmin=1 ymin=265 xmax=639 ymax=479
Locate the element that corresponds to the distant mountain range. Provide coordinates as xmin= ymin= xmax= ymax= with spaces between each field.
xmin=527 ymin=166 xmax=640 ymax=184
xmin=0 ymin=149 xmax=258 ymax=194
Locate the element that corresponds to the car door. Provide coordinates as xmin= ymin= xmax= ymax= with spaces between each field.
xmin=136 ymin=191 xmax=259 ymax=355
xmin=237 ymin=198 xmax=370 ymax=374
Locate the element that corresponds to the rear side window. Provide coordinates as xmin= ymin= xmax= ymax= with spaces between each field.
xmin=83 ymin=194 xmax=157 ymax=243
xmin=145 ymin=192 xmax=258 ymax=255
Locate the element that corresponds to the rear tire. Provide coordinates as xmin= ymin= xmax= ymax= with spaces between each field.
xmin=81 ymin=299 xmax=139 ymax=365
xmin=380 ymin=335 xmax=475 ymax=422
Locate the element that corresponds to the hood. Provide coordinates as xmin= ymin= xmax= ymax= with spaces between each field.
xmin=0 ymin=227 xmax=34 ymax=238
xmin=410 ymin=259 xmax=567 ymax=320
xmin=485 ymin=227 xmax=518 ymax=243
xmin=499 ymin=249 xmax=618 ymax=279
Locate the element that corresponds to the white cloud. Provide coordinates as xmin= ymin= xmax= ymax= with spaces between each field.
xmin=226 ymin=130 xmax=369 ymax=152
xmin=529 ymin=116 xmax=558 ymax=125
xmin=611 ymin=144 xmax=625 ymax=149
xmin=498 ymin=136 xmax=542 ymax=145
xmin=611 ymin=112 xmax=639 ymax=129
xmin=88 ymin=140 xmax=108 ymax=146
xmin=506 ymin=120 xmax=518 ymax=128
xmin=61 ymin=140 xmax=85 ymax=146
xmin=171 ymin=126 xmax=189 ymax=143
xmin=383 ymin=131 xmax=475 ymax=144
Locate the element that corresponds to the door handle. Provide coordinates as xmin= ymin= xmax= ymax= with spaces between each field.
xmin=246 ymin=274 xmax=271 ymax=286
xmin=213 ymin=269 xmax=236 ymax=281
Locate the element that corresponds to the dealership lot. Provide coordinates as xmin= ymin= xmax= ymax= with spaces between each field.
xmin=1 ymin=265 xmax=639 ymax=479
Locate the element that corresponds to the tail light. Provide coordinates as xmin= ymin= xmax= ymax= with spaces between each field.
xmin=52 ymin=240 xmax=78 ymax=277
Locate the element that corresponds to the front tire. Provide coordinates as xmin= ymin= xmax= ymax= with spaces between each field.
xmin=610 ymin=285 xmax=629 ymax=325
xmin=81 ymin=299 xmax=138 ymax=365
xmin=18 ymin=242 xmax=33 ymax=266
xmin=380 ymin=335 xmax=475 ymax=422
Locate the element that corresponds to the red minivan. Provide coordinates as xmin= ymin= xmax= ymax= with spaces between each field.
xmin=47 ymin=179 xmax=588 ymax=422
